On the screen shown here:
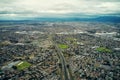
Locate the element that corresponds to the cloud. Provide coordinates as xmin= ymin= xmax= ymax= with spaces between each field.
xmin=0 ymin=0 xmax=120 ymax=19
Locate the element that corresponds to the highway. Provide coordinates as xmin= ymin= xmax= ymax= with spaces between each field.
xmin=51 ymin=35 xmax=74 ymax=80
xmin=55 ymin=43 xmax=69 ymax=80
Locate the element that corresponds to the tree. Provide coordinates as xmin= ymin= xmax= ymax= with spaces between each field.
xmin=12 ymin=66 xmax=17 ymax=70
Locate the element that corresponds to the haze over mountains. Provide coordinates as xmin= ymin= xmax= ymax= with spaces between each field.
xmin=0 ymin=16 xmax=120 ymax=23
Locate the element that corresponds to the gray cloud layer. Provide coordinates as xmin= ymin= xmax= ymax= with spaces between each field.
xmin=0 ymin=0 xmax=120 ymax=19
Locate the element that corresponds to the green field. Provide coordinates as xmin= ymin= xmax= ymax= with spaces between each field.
xmin=58 ymin=44 xmax=68 ymax=49
xmin=96 ymin=47 xmax=112 ymax=53
xmin=16 ymin=61 xmax=31 ymax=70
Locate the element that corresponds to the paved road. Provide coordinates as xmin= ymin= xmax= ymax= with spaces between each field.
xmin=55 ymin=44 xmax=69 ymax=80
xmin=51 ymin=35 xmax=74 ymax=80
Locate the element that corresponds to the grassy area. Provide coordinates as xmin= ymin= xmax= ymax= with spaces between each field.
xmin=58 ymin=44 xmax=68 ymax=49
xmin=96 ymin=47 xmax=112 ymax=53
xmin=16 ymin=61 xmax=31 ymax=70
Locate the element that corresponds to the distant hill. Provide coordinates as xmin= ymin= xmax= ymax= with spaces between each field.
xmin=89 ymin=16 xmax=120 ymax=23
xmin=0 ymin=16 xmax=120 ymax=23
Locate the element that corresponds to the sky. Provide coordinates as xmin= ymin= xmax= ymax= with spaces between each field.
xmin=0 ymin=0 xmax=120 ymax=20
